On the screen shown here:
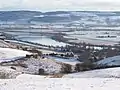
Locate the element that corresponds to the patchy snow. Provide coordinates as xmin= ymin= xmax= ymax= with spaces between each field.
xmin=96 ymin=55 xmax=120 ymax=66
xmin=0 ymin=40 xmax=11 ymax=48
xmin=0 ymin=66 xmax=21 ymax=79
xmin=22 ymin=58 xmax=62 ymax=74
xmin=64 ymin=67 xmax=120 ymax=78
xmin=0 ymin=48 xmax=31 ymax=63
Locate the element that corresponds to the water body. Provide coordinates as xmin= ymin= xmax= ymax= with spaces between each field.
xmin=3 ymin=29 xmax=67 ymax=47
xmin=17 ymin=36 xmax=67 ymax=47
xmin=48 ymin=56 xmax=80 ymax=65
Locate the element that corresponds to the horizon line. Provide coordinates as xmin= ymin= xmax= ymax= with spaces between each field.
xmin=0 ymin=10 xmax=120 ymax=12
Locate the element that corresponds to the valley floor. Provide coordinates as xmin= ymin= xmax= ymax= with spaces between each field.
xmin=1 ymin=38 xmax=120 ymax=90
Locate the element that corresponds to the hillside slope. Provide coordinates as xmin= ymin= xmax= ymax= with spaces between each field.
xmin=64 ymin=67 xmax=120 ymax=78
xmin=96 ymin=55 xmax=120 ymax=67
xmin=0 ymin=74 xmax=120 ymax=90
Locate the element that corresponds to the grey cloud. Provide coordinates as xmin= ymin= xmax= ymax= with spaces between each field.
xmin=0 ymin=0 xmax=120 ymax=11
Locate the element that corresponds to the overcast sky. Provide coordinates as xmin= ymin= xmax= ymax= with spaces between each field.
xmin=0 ymin=0 xmax=120 ymax=11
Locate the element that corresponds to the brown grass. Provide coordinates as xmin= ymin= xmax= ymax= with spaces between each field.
xmin=49 ymin=74 xmax=64 ymax=78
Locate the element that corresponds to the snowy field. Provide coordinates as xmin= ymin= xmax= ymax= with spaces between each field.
xmin=64 ymin=67 xmax=120 ymax=78
xmin=0 ymin=48 xmax=31 ymax=63
xmin=0 ymin=74 xmax=120 ymax=90
xmin=65 ymin=31 xmax=120 ymax=45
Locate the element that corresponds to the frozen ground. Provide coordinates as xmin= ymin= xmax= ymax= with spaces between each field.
xmin=0 ymin=74 xmax=120 ymax=90
xmin=64 ymin=67 xmax=120 ymax=78
xmin=0 ymin=66 xmax=120 ymax=90
xmin=0 ymin=48 xmax=31 ymax=63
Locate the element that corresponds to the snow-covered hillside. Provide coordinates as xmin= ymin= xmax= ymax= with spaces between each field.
xmin=0 ymin=48 xmax=31 ymax=63
xmin=22 ymin=57 xmax=62 ymax=74
xmin=64 ymin=67 xmax=120 ymax=78
xmin=0 ymin=74 xmax=120 ymax=90
xmin=0 ymin=66 xmax=21 ymax=79
xmin=96 ymin=55 xmax=120 ymax=66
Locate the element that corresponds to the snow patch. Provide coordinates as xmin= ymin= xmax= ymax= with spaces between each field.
xmin=0 ymin=48 xmax=31 ymax=63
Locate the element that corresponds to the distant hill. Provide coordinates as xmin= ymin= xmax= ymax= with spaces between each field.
xmin=0 ymin=11 xmax=120 ymax=25
xmin=0 ymin=11 xmax=42 ymax=21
